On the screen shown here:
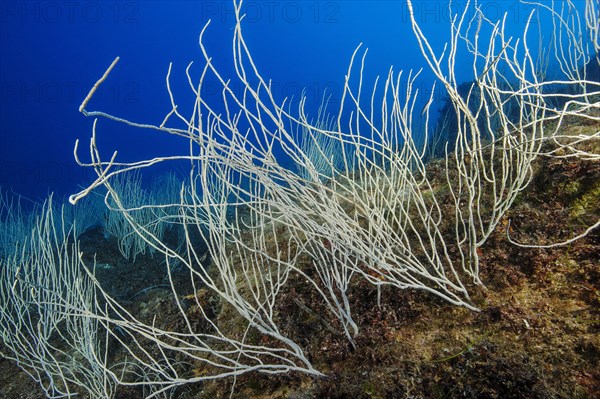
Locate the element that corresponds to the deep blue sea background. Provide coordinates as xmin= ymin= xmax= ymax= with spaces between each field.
xmin=0 ymin=0 xmax=581 ymax=201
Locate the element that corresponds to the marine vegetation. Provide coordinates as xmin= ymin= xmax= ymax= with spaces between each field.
xmin=1 ymin=0 xmax=599 ymax=397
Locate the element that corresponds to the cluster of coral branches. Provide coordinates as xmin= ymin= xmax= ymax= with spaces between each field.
xmin=1 ymin=0 xmax=598 ymax=397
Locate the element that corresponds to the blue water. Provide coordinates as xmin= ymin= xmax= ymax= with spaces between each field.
xmin=0 ymin=0 xmax=581 ymax=200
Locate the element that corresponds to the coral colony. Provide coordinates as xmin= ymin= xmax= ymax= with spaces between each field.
xmin=1 ymin=0 xmax=599 ymax=397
